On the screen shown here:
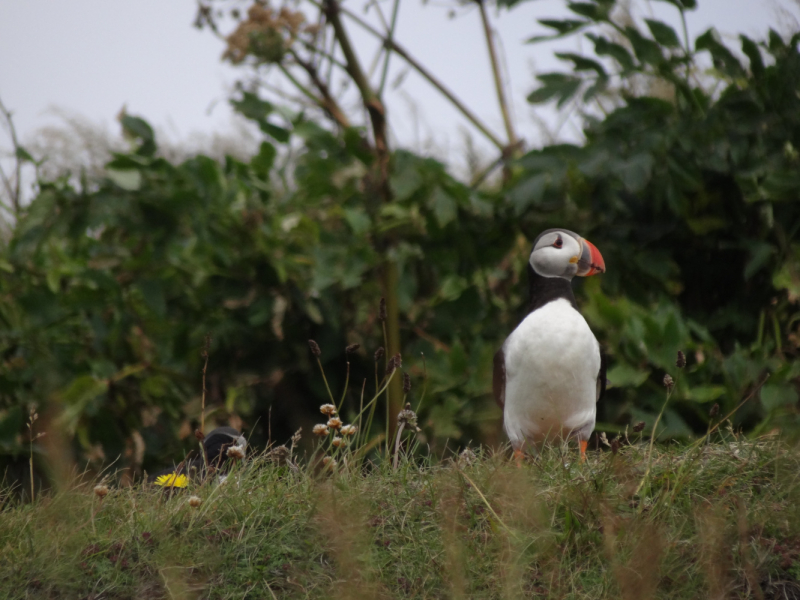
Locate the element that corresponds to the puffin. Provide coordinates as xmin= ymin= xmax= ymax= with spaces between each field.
xmin=493 ymin=229 xmax=606 ymax=461
xmin=151 ymin=426 xmax=247 ymax=489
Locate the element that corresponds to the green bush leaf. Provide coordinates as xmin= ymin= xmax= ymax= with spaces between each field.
xmin=644 ymin=19 xmax=681 ymax=48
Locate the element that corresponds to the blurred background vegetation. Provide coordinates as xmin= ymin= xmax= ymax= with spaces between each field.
xmin=1 ymin=0 xmax=799 ymax=489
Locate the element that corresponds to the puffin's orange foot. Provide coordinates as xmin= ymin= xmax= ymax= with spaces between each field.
xmin=513 ymin=448 xmax=524 ymax=468
xmin=579 ymin=440 xmax=588 ymax=462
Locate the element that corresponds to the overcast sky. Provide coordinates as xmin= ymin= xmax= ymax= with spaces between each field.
xmin=1 ymin=0 xmax=798 ymax=171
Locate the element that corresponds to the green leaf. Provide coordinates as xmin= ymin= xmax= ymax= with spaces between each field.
xmin=137 ymin=279 xmax=166 ymax=318
xmin=567 ymin=2 xmax=608 ymax=20
xmin=555 ymin=52 xmax=607 ymax=76
xmin=587 ymin=34 xmax=635 ymax=71
xmin=740 ymin=35 xmax=764 ymax=77
xmin=526 ymin=19 xmax=587 ymax=43
xmin=743 ymin=242 xmax=774 ymax=280
xmin=695 ymin=29 xmax=744 ymax=78
xmin=431 ymin=187 xmax=457 ymax=228
xmin=626 ymin=27 xmax=664 ymax=65
xmin=606 ymin=363 xmax=650 ymax=387
xmin=120 ymin=115 xmax=154 ymax=143
xmin=15 ymin=146 xmax=35 ymax=163
xmin=439 ymin=275 xmax=468 ymax=301
xmin=106 ymin=168 xmax=142 ymax=191
xmin=644 ymin=19 xmax=681 ymax=48
xmin=261 ymin=122 xmax=290 ymax=143
xmin=612 ymin=153 xmax=654 ymax=193
xmin=686 ymin=385 xmax=726 ymax=403
xmin=343 ymin=208 xmax=371 ymax=235
xmin=58 ymin=375 xmax=109 ymax=431
xmin=507 ymin=173 xmax=549 ymax=216
xmin=251 ymin=142 xmax=277 ymax=177
xmin=761 ymin=383 xmax=798 ymax=411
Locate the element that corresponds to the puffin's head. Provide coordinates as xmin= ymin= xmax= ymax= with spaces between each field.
xmin=529 ymin=228 xmax=605 ymax=280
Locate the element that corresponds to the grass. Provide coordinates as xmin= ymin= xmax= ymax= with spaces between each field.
xmin=2 ymin=429 xmax=800 ymax=600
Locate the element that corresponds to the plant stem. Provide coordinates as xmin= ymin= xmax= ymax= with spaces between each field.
xmin=392 ymin=421 xmax=406 ymax=470
xmin=476 ymin=0 xmax=518 ymax=155
xmin=377 ymin=0 xmax=401 ymax=97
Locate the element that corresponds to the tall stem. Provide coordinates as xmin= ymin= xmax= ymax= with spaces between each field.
xmin=383 ymin=261 xmax=402 ymax=448
xmin=476 ymin=0 xmax=518 ymax=154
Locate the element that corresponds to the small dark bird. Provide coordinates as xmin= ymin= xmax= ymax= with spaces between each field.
xmin=493 ymin=229 xmax=606 ymax=462
xmin=150 ymin=426 xmax=247 ymax=488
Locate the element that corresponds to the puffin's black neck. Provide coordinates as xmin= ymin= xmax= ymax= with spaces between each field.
xmin=527 ymin=264 xmax=578 ymax=312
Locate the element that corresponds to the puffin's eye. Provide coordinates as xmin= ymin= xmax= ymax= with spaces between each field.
xmin=553 ymin=236 xmax=563 ymax=249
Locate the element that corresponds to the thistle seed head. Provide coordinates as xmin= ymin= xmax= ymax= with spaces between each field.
xmin=320 ymin=404 xmax=337 ymax=416
xmin=188 ymin=495 xmax=202 ymax=508
xmin=313 ymin=424 xmax=330 ymax=437
xmin=322 ymin=456 xmax=337 ymax=471
xmin=327 ymin=417 xmax=342 ymax=430
xmin=340 ymin=424 xmax=357 ymax=436
xmin=332 ymin=436 xmax=345 ymax=448
xmin=93 ymin=484 xmax=109 ymax=499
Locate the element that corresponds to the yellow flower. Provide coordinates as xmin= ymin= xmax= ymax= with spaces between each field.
xmin=155 ymin=473 xmax=189 ymax=488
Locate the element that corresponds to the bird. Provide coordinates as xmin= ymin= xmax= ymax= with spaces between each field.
xmin=493 ymin=228 xmax=606 ymax=462
xmin=150 ymin=426 xmax=247 ymax=489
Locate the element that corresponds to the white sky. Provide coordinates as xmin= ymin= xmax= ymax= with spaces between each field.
xmin=1 ymin=0 xmax=798 ymax=172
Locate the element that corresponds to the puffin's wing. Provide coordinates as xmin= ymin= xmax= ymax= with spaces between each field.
xmin=596 ymin=348 xmax=607 ymax=403
xmin=493 ymin=348 xmax=506 ymax=408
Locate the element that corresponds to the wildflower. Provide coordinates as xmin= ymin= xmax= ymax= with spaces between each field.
xmin=340 ymin=424 xmax=357 ymax=436
xmin=403 ymin=372 xmax=411 ymax=393
xmin=188 ymin=495 xmax=202 ymax=508
xmin=322 ymin=456 xmax=337 ymax=471
xmin=93 ymin=484 xmax=109 ymax=499
xmin=320 ymin=404 xmax=337 ymax=416
xmin=397 ymin=403 xmax=420 ymax=432
xmin=633 ymin=421 xmax=646 ymax=433
xmin=663 ymin=374 xmax=674 ymax=390
xmin=332 ymin=436 xmax=345 ymax=448
xmin=676 ymin=350 xmax=686 ymax=369
xmin=226 ymin=445 xmax=245 ymax=460
xmin=378 ymin=297 xmax=387 ymax=321
xmin=345 ymin=344 xmax=360 ymax=354
xmin=308 ymin=339 xmax=321 ymax=357
xmin=327 ymin=417 xmax=342 ymax=430
xmin=155 ymin=473 xmax=189 ymax=488
xmin=709 ymin=403 xmax=720 ymax=419
xmin=374 ymin=347 xmax=385 ymax=362
xmin=313 ymin=424 xmax=329 ymax=437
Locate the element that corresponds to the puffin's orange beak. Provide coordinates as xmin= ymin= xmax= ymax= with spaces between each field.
xmin=576 ymin=238 xmax=605 ymax=276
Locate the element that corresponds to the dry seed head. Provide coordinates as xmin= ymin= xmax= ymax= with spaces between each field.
xmin=332 ymin=436 xmax=345 ymax=448
xmin=308 ymin=339 xmax=321 ymax=357
xmin=676 ymin=350 xmax=686 ymax=369
xmin=188 ymin=495 xmax=202 ymax=508
xmin=633 ymin=421 xmax=646 ymax=433
xmin=663 ymin=374 xmax=674 ymax=390
xmin=340 ymin=424 xmax=357 ymax=436
xmin=226 ymin=445 xmax=245 ymax=460
xmin=322 ymin=456 xmax=337 ymax=470
xmin=374 ymin=346 xmax=385 ymax=362
xmin=327 ymin=417 xmax=342 ymax=430
xmin=313 ymin=424 xmax=330 ymax=437
xmin=378 ymin=297 xmax=387 ymax=321
xmin=290 ymin=427 xmax=302 ymax=446
xmin=320 ymin=404 xmax=337 ymax=416
xmin=93 ymin=484 xmax=109 ymax=499
xmin=345 ymin=343 xmax=360 ymax=354
xmin=611 ymin=438 xmax=620 ymax=455
xmin=194 ymin=429 xmax=205 ymax=442
xmin=709 ymin=403 xmax=720 ymax=418
xmin=397 ymin=403 xmax=420 ymax=431
xmin=403 ymin=372 xmax=411 ymax=393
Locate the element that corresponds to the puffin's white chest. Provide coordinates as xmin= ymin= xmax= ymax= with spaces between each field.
xmin=502 ymin=298 xmax=600 ymax=447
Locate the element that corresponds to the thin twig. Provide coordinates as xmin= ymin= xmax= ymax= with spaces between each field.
xmin=476 ymin=0 xmax=518 ymax=153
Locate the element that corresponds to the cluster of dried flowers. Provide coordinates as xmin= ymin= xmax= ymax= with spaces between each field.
xmin=313 ymin=404 xmax=357 ymax=446
xmin=223 ymin=3 xmax=314 ymax=64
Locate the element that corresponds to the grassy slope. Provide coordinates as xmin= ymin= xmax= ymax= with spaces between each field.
xmin=2 ymin=436 xmax=800 ymax=600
